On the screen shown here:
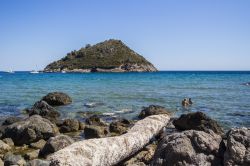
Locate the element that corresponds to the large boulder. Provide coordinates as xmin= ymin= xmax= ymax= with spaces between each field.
xmin=152 ymin=130 xmax=224 ymax=166
xmin=173 ymin=112 xmax=224 ymax=135
xmin=3 ymin=115 xmax=59 ymax=145
xmin=42 ymin=92 xmax=72 ymax=106
xmin=28 ymin=100 xmax=60 ymax=122
xmin=224 ymin=127 xmax=250 ymax=166
xmin=0 ymin=140 xmax=11 ymax=155
xmin=39 ymin=134 xmax=74 ymax=157
xmin=138 ymin=105 xmax=171 ymax=119
xmin=4 ymin=153 xmax=26 ymax=166
xmin=59 ymin=119 xmax=80 ymax=133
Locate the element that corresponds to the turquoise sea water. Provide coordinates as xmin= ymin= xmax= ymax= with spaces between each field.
xmin=0 ymin=71 xmax=250 ymax=129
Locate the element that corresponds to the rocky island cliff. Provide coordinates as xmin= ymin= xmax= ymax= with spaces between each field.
xmin=44 ymin=39 xmax=157 ymax=72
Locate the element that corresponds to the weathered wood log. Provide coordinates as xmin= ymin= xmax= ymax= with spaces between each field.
xmin=49 ymin=114 xmax=170 ymax=166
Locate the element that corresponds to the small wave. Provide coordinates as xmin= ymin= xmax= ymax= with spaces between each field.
xmin=84 ymin=102 xmax=104 ymax=108
xmin=102 ymin=112 xmax=115 ymax=116
xmin=114 ymin=109 xmax=134 ymax=114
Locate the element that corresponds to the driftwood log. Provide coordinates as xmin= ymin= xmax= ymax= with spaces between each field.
xmin=49 ymin=114 xmax=170 ymax=166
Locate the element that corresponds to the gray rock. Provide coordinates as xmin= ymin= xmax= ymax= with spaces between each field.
xmin=26 ymin=159 xmax=50 ymax=166
xmin=30 ymin=139 xmax=46 ymax=149
xmin=3 ymin=115 xmax=59 ymax=145
xmin=109 ymin=119 xmax=131 ymax=135
xmin=138 ymin=105 xmax=171 ymax=119
xmin=0 ymin=140 xmax=11 ymax=155
xmin=28 ymin=100 xmax=60 ymax=122
xmin=42 ymin=92 xmax=72 ymax=106
xmin=4 ymin=153 xmax=26 ymax=166
xmin=84 ymin=125 xmax=108 ymax=139
xmin=24 ymin=149 xmax=40 ymax=160
xmin=152 ymin=130 xmax=223 ymax=166
xmin=59 ymin=119 xmax=80 ymax=133
xmin=2 ymin=138 xmax=14 ymax=147
xmin=2 ymin=117 xmax=22 ymax=125
xmin=224 ymin=127 xmax=250 ymax=166
xmin=173 ymin=112 xmax=224 ymax=135
xmin=29 ymin=139 xmax=46 ymax=149
xmin=39 ymin=134 xmax=74 ymax=157
xmin=122 ymin=144 xmax=157 ymax=165
xmin=85 ymin=115 xmax=106 ymax=126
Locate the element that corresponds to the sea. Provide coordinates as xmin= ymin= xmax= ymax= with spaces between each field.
xmin=0 ymin=71 xmax=250 ymax=130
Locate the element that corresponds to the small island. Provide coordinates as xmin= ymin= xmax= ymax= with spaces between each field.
xmin=44 ymin=39 xmax=157 ymax=73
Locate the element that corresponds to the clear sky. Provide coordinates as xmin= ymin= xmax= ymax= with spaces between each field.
xmin=0 ymin=0 xmax=250 ymax=71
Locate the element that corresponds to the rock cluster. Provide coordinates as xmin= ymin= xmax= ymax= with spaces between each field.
xmin=0 ymin=92 xmax=249 ymax=166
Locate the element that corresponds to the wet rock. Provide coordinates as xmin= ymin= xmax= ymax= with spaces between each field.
xmin=151 ymin=130 xmax=223 ymax=166
xmin=76 ymin=111 xmax=102 ymax=118
xmin=224 ymin=127 xmax=250 ymax=166
xmin=84 ymin=102 xmax=104 ymax=108
xmin=0 ymin=140 xmax=11 ymax=155
xmin=42 ymin=92 xmax=72 ymax=106
xmin=39 ymin=134 xmax=74 ymax=157
xmin=84 ymin=125 xmax=108 ymax=139
xmin=109 ymin=119 xmax=131 ymax=135
xmin=173 ymin=112 xmax=224 ymax=135
xmin=3 ymin=115 xmax=59 ymax=145
xmin=122 ymin=144 xmax=157 ymax=165
xmin=59 ymin=119 xmax=80 ymax=133
xmin=29 ymin=139 xmax=46 ymax=149
xmin=4 ymin=153 xmax=26 ymax=166
xmin=2 ymin=138 xmax=14 ymax=147
xmin=26 ymin=159 xmax=50 ymax=166
xmin=28 ymin=100 xmax=60 ymax=122
xmin=2 ymin=116 xmax=22 ymax=125
xmin=24 ymin=149 xmax=40 ymax=160
xmin=138 ymin=105 xmax=171 ymax=119
xmin=79 ymin=122 xmax=85 ymax=130
xmin=85 ymin=115 xmax=106 ymax=126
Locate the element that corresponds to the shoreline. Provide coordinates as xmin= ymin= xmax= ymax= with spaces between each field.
xmin=0 ymin=92 xmax=249 ymax=165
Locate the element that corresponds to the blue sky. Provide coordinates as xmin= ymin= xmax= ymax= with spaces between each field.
xmin=0 ymin=0 xmax=250 ymax=71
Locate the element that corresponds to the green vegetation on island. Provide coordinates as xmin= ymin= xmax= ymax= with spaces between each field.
xmin=44 ymin=39 xmax=157 ymax=72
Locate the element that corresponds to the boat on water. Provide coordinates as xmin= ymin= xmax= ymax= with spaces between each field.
xmin=5 ymin=70 xmax=14 ymax=73
xmin=62 ymin=71 xmax=66 ymax=73
xmin=30 ymin=70 xmax=39 ymax=74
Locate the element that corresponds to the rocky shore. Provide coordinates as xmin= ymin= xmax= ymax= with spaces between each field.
xmin=0 ymin=92 xmax=249 ymax=166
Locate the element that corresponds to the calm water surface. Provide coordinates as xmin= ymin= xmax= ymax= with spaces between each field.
xmin=0 ymin=71 xmax=250 ymax=130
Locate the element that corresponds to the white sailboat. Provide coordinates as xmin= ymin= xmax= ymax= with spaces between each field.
xmin=30 ymin=70 xmax=39 ymax=74
xmin=6 ymin=70 xmax=14 ymax=73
